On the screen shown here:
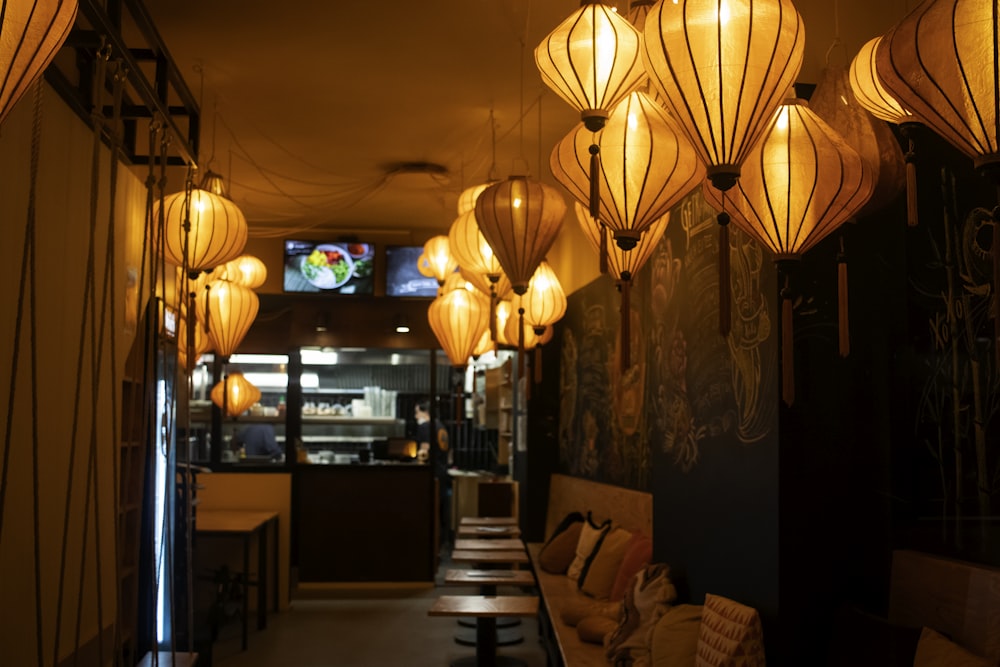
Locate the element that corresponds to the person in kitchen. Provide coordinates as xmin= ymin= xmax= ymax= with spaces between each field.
xmin=415 ymin=398 xmax=452 ymax=547
xmin=232 ymin=422 xmax=284 ymax=461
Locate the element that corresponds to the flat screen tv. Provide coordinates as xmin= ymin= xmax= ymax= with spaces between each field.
xmin=384 ymin=245 xmax=440 ymax=297
xmin=283 ymin=240 xmax=375 ymax=294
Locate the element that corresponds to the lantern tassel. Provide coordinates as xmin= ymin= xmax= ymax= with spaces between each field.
xmin=589 ymin=144 xmax=600 ymax=219
xmin=903 ymin=126 xmax=919 ymax=227
xmin=517 ymin=307 xmax=525 ymax=379
xmin=489 ymin=290 xmax=498 ymax=344
xmin=718 ymin=213 xmax=731 ymax=337
xmin=534 ymin=346 xmax=543 ymax=384
xmin=621 ymin=280 xmax=631 ymax=372
xmin=837 ymin=236 xmax=850 ymax=358
xmin=599 ymin=223 xmax=608 ymax=275
xmin=781 ymin=276 xmax=795 ymax=406
xmin=203 ymin=282 xmax=211 ymax=334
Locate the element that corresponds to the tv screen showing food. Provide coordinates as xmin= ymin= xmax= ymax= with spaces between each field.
xmin=283 ymin=240 xmax=375 ymax=294
xmin=384 ymin=245 xmax=440 ymax=297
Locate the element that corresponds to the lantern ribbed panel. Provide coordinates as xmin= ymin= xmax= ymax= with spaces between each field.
xmin=210 ymin=372 xmax=261 ymax=417
xmin=218 ymin=254 xmax=267 ymax=288
xmin=702 ymin=101 xmax=875 ymax=258
xmin=474 ymin=176 xmax=567 ymax=295
xmin=428 ymin=288 xmax=490 ymax=366
xmin=535 ymin=2 xmax=647 ymax=125
xmin=848 ymin=37 xmax=912 ymax=124
xmin=493 ymin=299 xmax=514 ymax=346
xmin=627 ymin=0 xmax=657 ymax=30
xmin=876 ymin=0 xmax=1000 ymax=167
xmin=160 ymin=187 xmax=249 ymax=272
xmin=0 ymin=0 xmax=77 ymax=124
xmin=197 ymin=281 xmax=259 ymax=358
xmin=515 ymin=261 xmax=567 ymax=332
xmin=422 ymin=235 xmax=458 ymax=284
xmin=642 ymin=0 xmax=805 ymax=184
xmin=448 ymin=210 xmax=505 ymax=281
xmin=551 ymin=91 xmax=703 ymax=248
xmin=573 ymin=202 xmax=669 ymax=280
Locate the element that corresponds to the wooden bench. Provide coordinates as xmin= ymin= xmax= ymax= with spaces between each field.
xmin=527 ymin=474 xmax=653 ymax=667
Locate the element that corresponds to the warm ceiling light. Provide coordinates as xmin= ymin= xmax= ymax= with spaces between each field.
xmin=420 ymin=235 xmax=459 ymax=286
xmin=394 ymin=314 xmax=411 ymax=334
xmin=196 ymin=280 xmax=260 ymax=359
xmin=551 ymin=91 xmax=702 ymax=252
xmin=702 ymin=100 xmax=874 ymax=406
xmin=456 ymin=182 xmax=492 ymax=216
xmin=0 ymin=0 xmax=77 ymax=125
xmin=514 ymin=261 xmax=567 ymax=335
xmin=210 ymin=372 xmax=261 ymax=417
xmin=160 ymin=171 xmax=249 ymax=273
xmin=427 ymin=287 xmax=490 ymax=367
xmin=573 ymin=202 xmax=668 ymax=285
xmin=474 ymin=175 xmax=566 ymax=296
xmin=448 ymin=209 xmax=505 ymax=288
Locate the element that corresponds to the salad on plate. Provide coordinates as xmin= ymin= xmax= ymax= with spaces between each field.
xmin=300 ymin=244 xmax=355 ymax=289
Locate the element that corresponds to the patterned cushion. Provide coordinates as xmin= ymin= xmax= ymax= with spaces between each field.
xmin=581 ymin=528 xmax=634 ymax=599
xmin=912 ymin=627 xmax=993 ymax=667
xmin=610 ymin=532 xmax=653 ymax=602
xmin=695 ymin=594 xmax=766 ymax=667
xmin=538 ymin=514 xmax=584 ymax=574
xmin=567 ymin=513 xmax=610 ymax=582
xmin=577 ymin=615 xmax=620 ymax=645
xmin=606 ymin=563 xmax=678 ymax=664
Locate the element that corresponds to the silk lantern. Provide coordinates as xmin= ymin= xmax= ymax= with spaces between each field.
xmin=703 ymin=100 xmax=874 ymax=405
xmin=217 ymin=254 xmax=268 ymax=289
xmin=210 ymin=372 xmax=261 ymax=418
xmin=474 ymin=175 xmax=567 ymax=296
xmin=197 ymin=280 xmax=259 ymax=359
xmin=161 ymin=171 xmax=248 ymax=273
xmin=428 ymin=286 xmax=490 ymax=367
xmin=535 ymin=1 xmax=647 ymax=217
xmin=420 ymin=235 xmax=458 ymax=286
xmin=642 ymin=0 xmax=805 ymax=336
xmin=876 ymin=0 xmax=1000 ymax=363
xmin=0 ymin=0 xmax=78 ymax=125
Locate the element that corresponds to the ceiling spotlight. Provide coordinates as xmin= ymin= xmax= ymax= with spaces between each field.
xmin=315 ymin=312 xmax=328 ymax=332
xmin=394 ymin=314 xmax=411 ymax=334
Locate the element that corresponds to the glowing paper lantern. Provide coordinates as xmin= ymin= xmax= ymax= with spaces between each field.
xmin=514 ymin=261 xmax=566 ymax=335
xmin=0 ymin=0 xmax=78 ymax=125
xmin=196 ymin=280 xmax=259 ymax=358
xmin=210 ymin=372 xmax=261 ymax=417
xmin=427 ymin=287 xmax=490 ymax=367
xmin=474 ymin=175 xmax=567 ymax=295
xmin=160 ymin=172 xmax=248 ymax=273
xmin=420 ymin=235 xmax=458 ymax=285
xmin=448 ymin=209 xmax=505 ymax=287
xmin=217 ymin=254 xmax=268 ymax=289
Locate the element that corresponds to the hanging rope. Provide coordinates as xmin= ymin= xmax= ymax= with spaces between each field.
xmin=837 ymin=234 xmax=851 ymax=358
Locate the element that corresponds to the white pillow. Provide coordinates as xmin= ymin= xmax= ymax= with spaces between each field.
xmin=566 ymin=513 xmax=610 ymax=582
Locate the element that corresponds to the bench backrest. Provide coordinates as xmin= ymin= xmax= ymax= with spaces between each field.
xmin=544 ymin=473 xmax=653 ymax=540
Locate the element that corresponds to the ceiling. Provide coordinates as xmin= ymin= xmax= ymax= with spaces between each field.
xmin=141 ymin=0 xmax=912 ymax=246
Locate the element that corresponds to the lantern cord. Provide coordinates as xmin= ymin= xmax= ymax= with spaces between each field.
xmin=781 ymin=274 xmax=795 ymax=406
xmin=599 ymin=222 xmax=609 ymax=275
xmin=718 ymin=209 xmax=732 ymax=337
xmin=518 ymin=307 xmax=526 ymax=379
xmin=902 ymin=124 xmax=919 ymax=227
xmin=489 ymin=106 xmax=498 ymax=182
xmin=837 ymin=235 xmax=850 ymax=358
xmin=621 ymin=280 xmax=631 ymax=372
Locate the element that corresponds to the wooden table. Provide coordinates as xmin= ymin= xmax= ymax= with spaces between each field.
xmin=460 ymin=516 xmax=518 ymax=526
xmin=196 ymin=509 xmax=280 ymax=651
xmin=453 ymin=538 xmax=524 ymax=551
xmin=451 ymin=550 xmax=529 ymax=566
xmin=445 ymin=568 xmax=537 ymax=646
xmin=457 ymin=525 xmax=521 ymax=538
xmin=429 ymin=595 xmax=539 ymax=667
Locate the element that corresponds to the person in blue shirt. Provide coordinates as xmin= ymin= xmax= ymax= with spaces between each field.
xmin=233 ymin=423 xmax=284 ymax=460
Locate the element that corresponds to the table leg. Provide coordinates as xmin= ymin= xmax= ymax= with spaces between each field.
xmin=242 ymin=535 xmax=250 ymax=651
xmin=476 ymin=616 xmax=497 ymax=667
xmin=257 ymin=524 xmax=267 ymax=631
xmin=272 ymin=516 xmax=280 ymax=612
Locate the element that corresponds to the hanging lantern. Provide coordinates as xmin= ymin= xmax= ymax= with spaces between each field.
xmin=535 ymin=1 xmax=647 ymax=217
xmin=176 ymin=308 xmax=212 ymax=372
xmin=448 ymin=209 xmax=505 ymax=286
xmin=876 ymin=0 xmax=1000 ymax=363
xmin=427 ymin=287 xmax=490 ymax=367
xmin=210 ymin=372 xmax=261 ymax=418
xmin=474 ymin=175 xmax=567 ymax=296
xmin=626 ymin=0 xmax=656 ymax=30
xmin=459 ymin=266 xmax=512 ymax=302
xmin=457 ymin=182 xmax=492 ymax=216
xmin=848 ymin=36 xmax=920 ymax=227
xmin=702 ymin=100 xmax=874 ymax=405
xmin=574 ymin=201 xmax=669 ymax=368
xmin=551 ymin=91 xmax=702 ymax=252
xmin=160 ymin=171 xmax=249 ymax=273
xmin=420 ymin=235 xmax=458 ymax=285
xmin=217 ymin=254 xmax=268 ymax=289
xmin=196 ymin=280 xmax=259 ymax=359
xmin=0 ymin=0 xmax=78 ymax=125
xmin=642 ymin=0 xmax=805 ymax=336
xmin=515 ymin=261 xmax=567 ymax=335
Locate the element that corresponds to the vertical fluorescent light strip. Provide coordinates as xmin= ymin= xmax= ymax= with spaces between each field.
xmin=154 ymin=379 xmax=169 ymax=644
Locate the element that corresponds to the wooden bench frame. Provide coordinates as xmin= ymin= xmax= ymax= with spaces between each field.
xmin=527 ymin=474 xmax=653 ymax=667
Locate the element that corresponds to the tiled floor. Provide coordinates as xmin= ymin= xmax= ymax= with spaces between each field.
xmin=209 ymin=554 xmax=548 ymax=667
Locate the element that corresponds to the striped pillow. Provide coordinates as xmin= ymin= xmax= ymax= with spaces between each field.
xmin=695 ymin=594 xmax=766 ymax=667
